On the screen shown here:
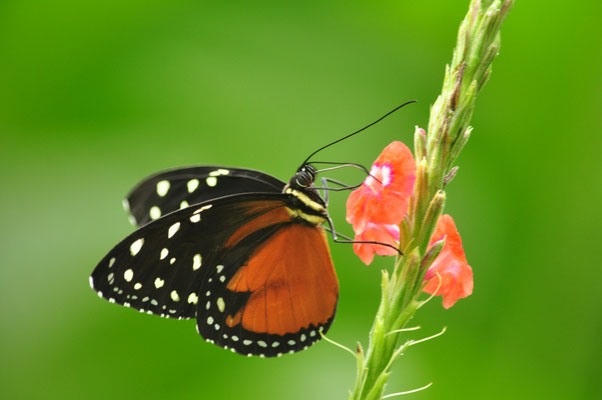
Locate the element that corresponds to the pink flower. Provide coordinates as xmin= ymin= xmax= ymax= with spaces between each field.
xmin=353 ymin=223 xmax=400 ymax=265
xmin=346 ymin=141 xmax=416 ymax=234
xmin=423 ymin=215 xmax=473 ymax=309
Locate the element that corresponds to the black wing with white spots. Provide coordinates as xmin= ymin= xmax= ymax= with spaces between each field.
xmin=90 ymin=193 xmax=288 ymax=320
xmin=124 ymin=166 xmax=285 ymax=227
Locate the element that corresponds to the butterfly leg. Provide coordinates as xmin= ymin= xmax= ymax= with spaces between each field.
xmin=312 ymin=177 xmax=361 ymax=204
xmin=324 ymin=213 xmax=403 ymax=255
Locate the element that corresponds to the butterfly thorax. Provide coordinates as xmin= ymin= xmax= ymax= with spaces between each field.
xmin=283 ymin=164 xmax=327 ymax=225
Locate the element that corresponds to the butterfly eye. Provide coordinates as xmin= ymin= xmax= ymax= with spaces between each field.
xmin=294 ymin=166 xmax=316 ymax=188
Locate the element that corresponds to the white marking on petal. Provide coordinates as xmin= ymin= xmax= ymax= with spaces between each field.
xmin=170 ymin=290 xmax=180 ymax=302
xmin=168 ymin=222 xmax=180 ymax=238
xmin=192 ymin=254 xmax=202 ymax=270
xmin=180 ymin=200 xmax=189 ymax=209
xmin=160 ymin=248 xmax=169 ymax=260
xmin=154 ymin=277 xmax=164 ymax=288
xmin=217 ymin=297 xmax=225 ymax=312
xmin=206 ymin=177 xmax=217 ymax=187
xmin=130 ymin=238 xmax=144 ymax=256
xmin=258 ymin=341 xmax=267 ymax=348
xmin=149 ymin=206 xmax=161 ymax=220
xmin=124 ymin=269 xmax=134 ymax=282
xmin=189 ymin=213 xmax=201 ymax=223
xmin=134 ymin=282 xmax=142 ymax=290
xmin=207 ymin=316 xmax=214 ymax=325
xmin=187 ymin=179 xmax=200 ymax=193
xmin=108 ymin=257 xmax=115 ymax=268
xmin=156 ymin=180 xmax=170 ymax=197
xmin=188 ymin=293 xmax=198 ymax=304
xmin=216 ymin=265 xmax=224 ymax=273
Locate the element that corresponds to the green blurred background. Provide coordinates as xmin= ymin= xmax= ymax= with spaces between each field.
xmin=1 ymin=1 xmax=600 ymax=399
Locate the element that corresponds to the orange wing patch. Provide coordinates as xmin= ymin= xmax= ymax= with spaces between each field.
xmin=227 ymin=224 xmax=338 ymax=336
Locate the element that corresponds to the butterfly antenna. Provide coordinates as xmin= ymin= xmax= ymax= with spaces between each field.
xmin=301 ymin=100 xmax=417 ymax=167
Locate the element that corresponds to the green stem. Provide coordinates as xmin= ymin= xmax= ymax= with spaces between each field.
xmin=349 ymin=1 xmax=513 ymax=398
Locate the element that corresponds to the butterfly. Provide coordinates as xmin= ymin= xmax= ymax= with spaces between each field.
xmin=89 ymin=102 xmax=413 ymax=358
xmin=90 ymin=164 xmax=339 ymax=357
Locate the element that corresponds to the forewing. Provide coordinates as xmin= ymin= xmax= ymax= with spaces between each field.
xmin=196 ymin=222 xmax=339 ymax=357
xmin=124 ymin=166 xmax=285 ymax=226
xmin=90 ymin=194 xmax=289 ymax=320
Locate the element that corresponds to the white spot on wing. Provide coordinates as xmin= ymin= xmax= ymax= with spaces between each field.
xmin=149 ymin=206 xmax=161 ymax=220
xmin=189 ymin=214 xmax=201 ymax=223
xmin=216 ymin=265 xmax=224 ymax=273
xmin=134 ymin=283 xmax=142 ymax=290
xmin=188 ymin=293 xmax=198 ymax=304
xmin=130 ymin=238 xmax=144 ymax=256
xmin=207 ymin=316 xmax=214 ymax=325
xmin=180 ymin=200 xmax=189 ymax=209
xmin=258 ymin=340 xmax=267 ymax=348
xmin=89 ymin=276 xmax=94 ymax=289
xmin=154 ymin=277 xmax=164 ymax=288
xmin=217 ymin=297 xmax=225 ymax=312
xmin=107 ymin=272 xmax=114 ymax=284
xmin=160 ymin=248 xmax=169 ymax=260
xmin=193 ymin=254 xmax=202 ymax=270
xmin=124 ymin=269 xmax=134 ymax=282
xmin=193 ymin=205 xmax=213 ymax=214
xmin=156 ymin=180 xmax=170 ymax=197
xmin=209 ymin=169 xmax=230 ymax=176
xmin=206 ymin=177 xmax=217 ymax=187
xmin=243 ymin=340 xmax=252 ymax=345
xmin=168 ymin=222 xmax=181 ymax=238
xmin=109 ymin=257 xmax=115 ymax=268
xmin=169 ymin=257 xmax=176 ymax=265
xmin=122 ymin=199 xmax=130 ymax=212
xmin=187 ymin=179 xmax=200 ymax=193
xmin=170 ymin=290 xmax=180 ymax=302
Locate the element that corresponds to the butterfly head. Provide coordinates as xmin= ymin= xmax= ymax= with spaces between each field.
xmin=291 ymin=164 xmax=317 ymax=189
